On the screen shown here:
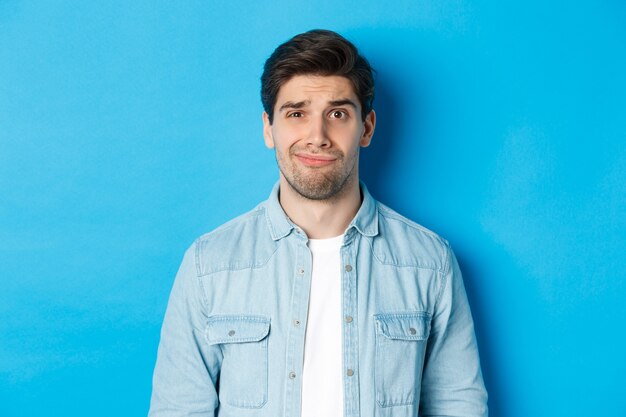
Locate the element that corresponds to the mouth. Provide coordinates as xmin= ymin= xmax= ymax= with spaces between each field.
xmin=294 ymin=153 xmax=337 ymax=167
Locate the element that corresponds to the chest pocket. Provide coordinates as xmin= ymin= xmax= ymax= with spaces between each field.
xmin=374 ymin=312 xmax=431 ymax=407
xmin=206 ymin=315 xmax=271 ymax=408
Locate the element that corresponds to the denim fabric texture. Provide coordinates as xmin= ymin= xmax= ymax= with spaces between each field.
xmin=149 ymin=182 xmax=488 ymax=417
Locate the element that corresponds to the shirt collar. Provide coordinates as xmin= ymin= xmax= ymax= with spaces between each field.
xmin=264 ymin=180 xmax=379 ymax=241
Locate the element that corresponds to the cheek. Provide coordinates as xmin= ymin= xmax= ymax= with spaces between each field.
xmin=273 ymin=125 xmax=301 ymax=147
xmin=332 ymin=125 xmax=363 ymax=150
xmin=271 ymin=136 xmax=295 ymax=159
xmin=330 ymin=120 xmax=362 ymax=136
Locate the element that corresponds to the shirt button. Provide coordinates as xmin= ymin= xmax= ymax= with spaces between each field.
xmin=345 ymin=264 xmax=353 ymax=272
xmin=345 ymin=316 xmax=353 ymax=323
xmin=298 ymin=267 xmax=305 ymax=275
xmin=293 ymin=319 xmax=300 ymax=326
xmin=347 ymin=369 xmax=354 ymax=376
xmin=289 ymin=371 xmax=296 ymax=379
xmin=228 ymin=330 xmax=235 ymax=336
xmin=409 ymin=327 xmax=416 ymax=335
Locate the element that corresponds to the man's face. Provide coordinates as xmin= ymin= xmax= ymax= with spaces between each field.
xmin=263 ymin=75 xmax=375 ymax=201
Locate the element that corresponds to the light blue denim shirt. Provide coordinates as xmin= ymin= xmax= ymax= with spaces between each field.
xmin=149 ymin=182 xmax=488 ymax=417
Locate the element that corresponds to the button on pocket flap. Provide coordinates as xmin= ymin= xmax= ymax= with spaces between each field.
xmin=376 ymin=312 xmax=431 ymax=341
xmin=206 ymin=315 xmax=270 ymax=345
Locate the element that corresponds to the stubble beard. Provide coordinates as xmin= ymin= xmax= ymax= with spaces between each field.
xmin=276 ymin=147 xmax=359 ymax=202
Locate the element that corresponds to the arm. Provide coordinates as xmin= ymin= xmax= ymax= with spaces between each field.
xmin=148 ymin=243 xmax=220 ymax=417
xmin=419 ymin=244 xmax=488 ymax=417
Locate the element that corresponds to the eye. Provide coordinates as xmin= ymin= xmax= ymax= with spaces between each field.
xmin=330 ymin=110 xmax=348 ymax=119
xmin=287 ymin=111 xmax=304 ymax=118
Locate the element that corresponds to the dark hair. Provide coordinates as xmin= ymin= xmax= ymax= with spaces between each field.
xmin=261 ymin=29 xmax=375 ymax=124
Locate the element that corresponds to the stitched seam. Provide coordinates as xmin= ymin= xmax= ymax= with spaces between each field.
xmin=207 ymin=315 xmax=270 ymax=323
xmin=366 ymin=236 xmax=443 ymax=272
xmin=264 ymin=204 xmax=278 ymax=238
xmin=193 ymin=241 xmax=210 ymax=316
xmin=374 ymin=311 xmax=431 ymax=319
xmin=197 ymin=240 xmax=281 ymax=276
xmin=197 ymin=208 xmax=265 ymax=243
xmin=434 ymin=243 xmax=452 ymax=309
xmin=364 ymin=220 xmax=445 ymax=272
xmin=377 ymin=205 xmax=444 ymax=241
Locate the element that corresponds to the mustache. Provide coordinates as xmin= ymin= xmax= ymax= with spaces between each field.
xmin=289 ymin=147 xmax=344 ymax=159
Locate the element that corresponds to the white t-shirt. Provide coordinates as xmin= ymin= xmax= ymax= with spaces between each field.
xmin=301 ymin=234 xmax=344 ymax=417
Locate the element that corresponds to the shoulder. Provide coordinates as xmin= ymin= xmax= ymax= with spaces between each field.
xmin=371 ymin=202 xmax=452 ymax=273
xmin=190 ymin=202 xmax=279 ymax=276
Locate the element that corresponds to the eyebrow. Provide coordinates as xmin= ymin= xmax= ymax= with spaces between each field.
xmin=278 ymin=98 xmax=358 ymax=113
xmin=328 ymin=99 xmax=358 ymax=109
xmin=278 ymin=100 xmax=310 ymax=112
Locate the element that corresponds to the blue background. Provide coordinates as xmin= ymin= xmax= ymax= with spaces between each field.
xmin=1 ymin=1 xmax=625 ymax=416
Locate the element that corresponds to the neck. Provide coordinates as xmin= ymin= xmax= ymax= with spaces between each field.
xmin=278 ymin=174 xmax=362 ymax=239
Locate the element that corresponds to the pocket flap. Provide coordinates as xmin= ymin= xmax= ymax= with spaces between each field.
xmin=206 ymin=315 xmax=270 ymax=345
xmin=375 ymin=312 xmax=431 ymax=341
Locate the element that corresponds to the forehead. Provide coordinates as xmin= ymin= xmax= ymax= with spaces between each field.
xmin=275 ymin=75 xmax=358 ymax=105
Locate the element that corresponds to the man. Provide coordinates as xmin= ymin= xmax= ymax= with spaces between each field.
xmin=149 ymin=29 xmax=488 ymax=417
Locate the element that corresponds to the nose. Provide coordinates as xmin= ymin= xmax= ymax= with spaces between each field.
xmin=307 ymin=115 xmax=331 ymax=148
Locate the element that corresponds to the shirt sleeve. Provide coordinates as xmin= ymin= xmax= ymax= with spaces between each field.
xmin=419 ymin=244 xmax=489 ymax=417
xmin=148 ymin=243 xmax=220 ymax=417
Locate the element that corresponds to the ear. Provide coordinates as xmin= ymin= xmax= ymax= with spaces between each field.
xmin=262 ymin=112 xmax=275 ymax=149
xmin=359 ymin=110 xmax=376 ymax=147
